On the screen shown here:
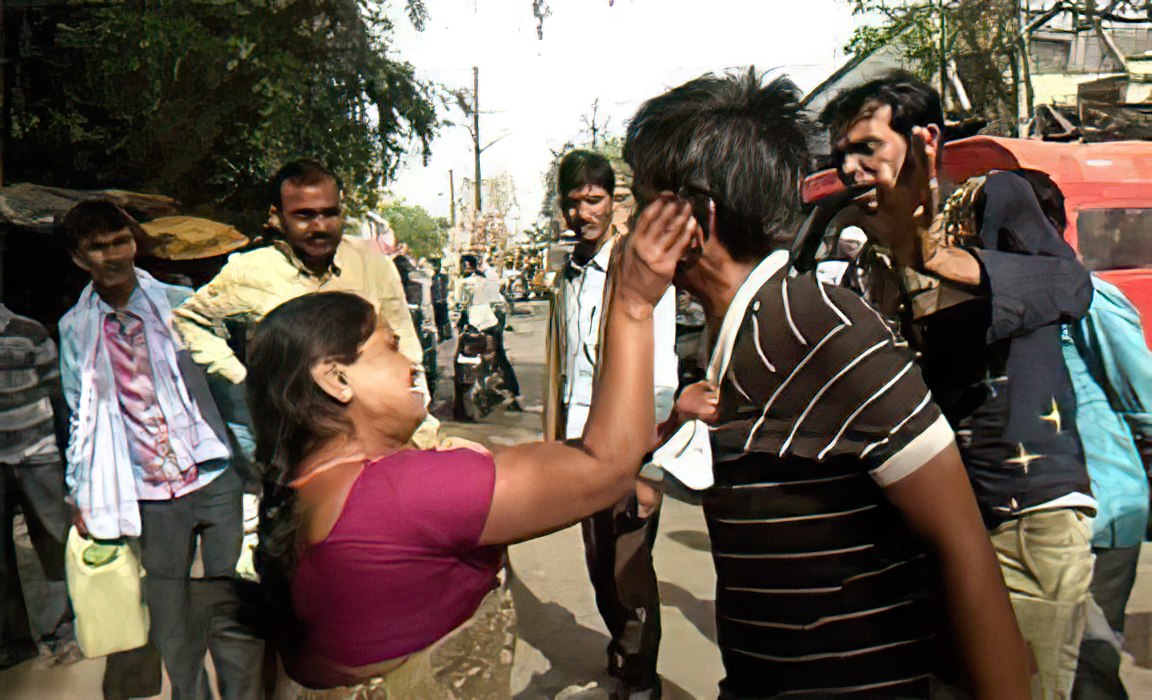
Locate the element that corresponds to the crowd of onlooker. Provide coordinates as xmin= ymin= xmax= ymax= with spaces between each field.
xmin=0 ymin=67 xmax=1149 ymax=700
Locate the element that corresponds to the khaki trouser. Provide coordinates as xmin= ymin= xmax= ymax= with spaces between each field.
xmin=276 ymin=581 xmax=516 ymax=700
xmin=989 ymin=509 xmax=1095 ymax=700
xmin=276 ymin=648 xmax=439 ymax=700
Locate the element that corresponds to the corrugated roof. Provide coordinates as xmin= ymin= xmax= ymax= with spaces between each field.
xmin=0 ymin=183 xmax=178 ymax=234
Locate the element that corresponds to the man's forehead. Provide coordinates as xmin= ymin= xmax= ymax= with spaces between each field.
xmin=83 ymin=227 xmax=134 ymax=246
xmin=564 ymin=184 xmax=609 ymax=200
xmin=835 ymin=103 xmax=894 ymax=143
xmin=280 ymin=177 xmax=341 ymax=205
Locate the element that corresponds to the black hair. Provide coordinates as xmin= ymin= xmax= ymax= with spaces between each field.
xmin=624 ymin=69 xmax=811 ymax=261
xmin=819 ymin=71 xmax=944 ymax=143
xmin=557 ymin=150 xmax=616 ymax=202
xmin=270 ymin=158 xmax=344 ymax=209
xmin=244 ymin=292 xmax=376 ymax=660
xmin=1015 ymin=169 xmax=1067 ymax=237
xmin=58 ymin=200 xmax=143 ymax=253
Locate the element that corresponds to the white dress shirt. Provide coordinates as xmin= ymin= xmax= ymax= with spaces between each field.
xmin=560 ymin=238 xmax=678 ymax=439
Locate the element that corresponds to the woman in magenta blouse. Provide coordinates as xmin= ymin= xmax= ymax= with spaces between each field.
xmin=245 ymin=196 xmax=698 ymax=693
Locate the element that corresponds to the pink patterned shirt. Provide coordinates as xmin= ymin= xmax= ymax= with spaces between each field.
xmin=102 ymin=306 xmax=219 ymax=500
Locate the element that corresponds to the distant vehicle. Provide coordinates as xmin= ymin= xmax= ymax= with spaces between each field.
xmin=796 ymin=136 xmax=1152 ymax=347
xmin=454 ymin=323 xmax=508 ymax=420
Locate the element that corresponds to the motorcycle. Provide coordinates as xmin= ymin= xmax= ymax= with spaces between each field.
xmin=453 ymin=323 xmax=507 ymax=421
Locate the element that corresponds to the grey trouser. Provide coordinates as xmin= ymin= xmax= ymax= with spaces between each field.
xmin=1072 ymin=544 xmax=1141 ymax=700
xmin=106 ymin=467 xmax=262 ymax=700
xmin=0 ymin=459 xmax=73 ymax=668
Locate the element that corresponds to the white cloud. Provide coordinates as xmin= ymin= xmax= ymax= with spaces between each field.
xmin=386 ymin=0 xmax=863 ymax=229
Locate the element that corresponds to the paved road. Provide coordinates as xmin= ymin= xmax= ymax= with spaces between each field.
xmin=4 ymin=298 xmax=1152 ymax=698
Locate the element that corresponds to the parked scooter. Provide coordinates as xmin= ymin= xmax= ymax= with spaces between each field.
xmin=453 ymin=322 xmax=507 ymax=421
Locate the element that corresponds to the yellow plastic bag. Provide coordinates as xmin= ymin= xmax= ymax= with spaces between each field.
xmin=64 ymin=527 xmax=150 ymax=657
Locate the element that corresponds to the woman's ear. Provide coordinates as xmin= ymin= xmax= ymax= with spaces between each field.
xmin=310 ymin=360 xmax=353 ymax=404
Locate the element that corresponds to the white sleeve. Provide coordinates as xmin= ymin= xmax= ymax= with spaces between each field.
xmin=653 ymin=286 xmax=679 ymax=422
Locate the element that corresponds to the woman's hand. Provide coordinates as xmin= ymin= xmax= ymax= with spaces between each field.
xmin=617 ymin=194 xmax=697 ymax=314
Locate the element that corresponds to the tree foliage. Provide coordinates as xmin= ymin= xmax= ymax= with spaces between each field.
xmin=845 ymin=1 xmax=1152 ymax=134
xmin=9 ymin=0 xmax=438 ymax=228
xmin=382 ymin=201 xmax=448 ymax=259
xmin=845 ymin=0 xmax=1024 ymax=133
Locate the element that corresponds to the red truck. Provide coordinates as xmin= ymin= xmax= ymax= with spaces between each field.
xmin=799 ymin=136 xmax=1152 ymax=347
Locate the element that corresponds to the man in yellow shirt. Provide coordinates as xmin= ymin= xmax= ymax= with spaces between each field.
xmin=174 ymin=159 xmax=439 ymax=446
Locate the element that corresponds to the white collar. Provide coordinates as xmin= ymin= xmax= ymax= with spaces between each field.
xmin=590 ymin=236 xmax=615 ymax=270
xmin=706 ymin=249 xmax=791 ymax=382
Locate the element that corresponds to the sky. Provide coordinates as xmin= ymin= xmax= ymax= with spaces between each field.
xmin=386 ymin=0 xmax=865 ymax=232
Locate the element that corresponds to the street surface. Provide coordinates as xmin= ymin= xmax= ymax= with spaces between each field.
xmin=3 ymin=299 xmax=1152 ymax=698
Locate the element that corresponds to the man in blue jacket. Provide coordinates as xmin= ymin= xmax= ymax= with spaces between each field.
xmin=1066 ymin=276 xmax=1152 ymax=699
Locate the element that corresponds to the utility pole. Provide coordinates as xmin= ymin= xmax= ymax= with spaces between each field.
xmin=472 ymin=66 xmax=482 ymax=217
xmin=581 ymin=99 xmax=605 ymax=149
xmin=1017 ymin=0 xmax=1032 ymax=137
xmin=448 ymin=169 xmax=456 ymax=229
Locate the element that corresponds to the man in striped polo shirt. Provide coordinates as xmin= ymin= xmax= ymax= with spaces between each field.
xmin=624 ymin=70 xmax=1030 ymax=697
xmin=0 ymin=303 xmax=77 ymax=668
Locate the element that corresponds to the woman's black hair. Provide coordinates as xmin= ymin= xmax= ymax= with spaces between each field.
xmin=1015 ymin=169 xmax=1067 ymax=237
xmin=244 ymin=291 xmax=376 ymax=656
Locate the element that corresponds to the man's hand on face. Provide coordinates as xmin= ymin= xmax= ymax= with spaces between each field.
xmin=863 ymin=126 xmax=942 ymax=266
xmin=617 ymin=193 xmax=697 ymax=314
xmin=881 ymin=126 xmax=938 ymax=223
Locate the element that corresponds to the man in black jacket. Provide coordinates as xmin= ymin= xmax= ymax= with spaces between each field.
xmin=823 ymin=72 xmax=1096 ymax=698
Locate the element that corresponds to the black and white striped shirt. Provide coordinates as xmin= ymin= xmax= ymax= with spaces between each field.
xmin=705 ymin=269 xmax=955 ymax=698
xmin=0 ymin=304 xmax=62 ymax=466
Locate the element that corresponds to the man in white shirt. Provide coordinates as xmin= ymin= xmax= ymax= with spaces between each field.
xmin=454 ymin=255 xmax=522 ymax=420
xmin=544 ymin=150 xmax=677 ymax=699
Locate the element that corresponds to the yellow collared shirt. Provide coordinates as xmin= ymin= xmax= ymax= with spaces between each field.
xmin=173 ymin=237 xmax=440 ymax=445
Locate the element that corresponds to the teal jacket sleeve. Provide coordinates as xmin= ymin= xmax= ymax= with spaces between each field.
xmin=1073 ymin=277 xmax=1152 ymax=443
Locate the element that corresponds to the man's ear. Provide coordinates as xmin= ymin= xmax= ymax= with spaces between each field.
xmin=704 ymin=199 xmax=716 ymax=242
xmin=310 ymin=360 xmax=352 ymax=404
xmin=267 ymin=205 xmax=284 ymax=232
xmin=70 ymin=250 xmax=92 ymax=274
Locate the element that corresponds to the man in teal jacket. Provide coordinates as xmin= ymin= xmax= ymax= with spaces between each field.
xmin=1067 ymin=275 xmax=1152 ymax=699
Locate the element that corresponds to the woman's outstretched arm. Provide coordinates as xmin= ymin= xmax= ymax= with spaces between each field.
xmin=480 ymin=194 xmax=696 ymax=545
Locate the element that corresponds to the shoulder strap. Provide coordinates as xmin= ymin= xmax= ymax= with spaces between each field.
xmin=289 ymin=453 xmax=368 ymax=489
